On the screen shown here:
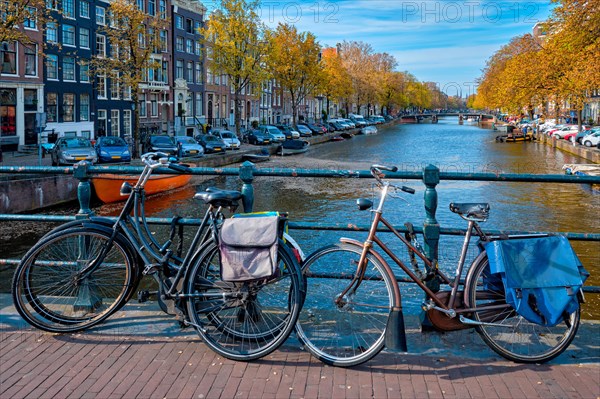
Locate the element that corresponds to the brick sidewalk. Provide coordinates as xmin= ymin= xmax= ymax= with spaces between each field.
xmin=1 ymin=300 xmax=599 ymax=399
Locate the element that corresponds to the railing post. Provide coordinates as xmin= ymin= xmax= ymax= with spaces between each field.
xmin=73 ymin=161 xmax=93 ymax=218
xmin=422 ymin=164 xmax=440 ymax=292
xmin=239 ymin=161 xmax=255 ymax=213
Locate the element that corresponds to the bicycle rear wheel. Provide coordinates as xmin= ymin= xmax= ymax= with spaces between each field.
xmin=12 ymin=227 xmax=135 ymax=333
xmin=295 ymin=243 xmax=395 ymax=367
xmin=186 ymin=240 xmax=303 ymax=361
xmin=467 ymin=255 xmax=580 ymax=363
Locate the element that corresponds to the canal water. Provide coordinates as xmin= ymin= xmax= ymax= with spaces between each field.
xmin=2 ymin=117 xmax=599 ymax=317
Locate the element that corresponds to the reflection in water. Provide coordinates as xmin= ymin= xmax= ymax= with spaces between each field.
xmin=3 ymin=117 xmax=598 ymax=317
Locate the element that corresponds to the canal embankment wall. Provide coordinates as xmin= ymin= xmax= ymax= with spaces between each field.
xmin=535 ymin=132 xmax=600 ymax=163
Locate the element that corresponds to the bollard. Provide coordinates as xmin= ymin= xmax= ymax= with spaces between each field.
xmin=239 ymin=161 xmax=255 ymax=213
xmin=73 ymin=161 xmax=93 ymax=217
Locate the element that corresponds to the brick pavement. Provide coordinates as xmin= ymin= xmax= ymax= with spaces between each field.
xmin=1 ymin=299 xmax=599 ymax=399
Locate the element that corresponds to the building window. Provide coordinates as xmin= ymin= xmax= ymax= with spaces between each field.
xmin=195 ymin=62 xmax=202 ymax=84
xmin=186 ymin=39 xmax=193 ymax=54
xmin=194 ymin=21 xmax=201 ymax=32
xmin=176 ymin=59 xmax=183 ymax=80
xmin=63 ymin=0 xmax=74 ymax=18
xmin=96 ymin=6 xmax=105 ymax=25
xmin=186 ymin=18 xmax=193 ymax=33
xmin=110 ymin=72 xmax=120 ymax=99
xmin=46 ymin=0 xmax=58 ymax=10
xmin=139 ymin=94 xmax=146 ymax=117
xmin=24 ymin=89 xmax=37 ymax=111
xmin=176 ymin=36 xmax=183 ymax=52
xmin=46 ymin=54 xmax=58 ymax=79
xmin=123 ymin=110 xmax=132 ymax=135
xmin=111 ymin=110 xmax=120 ymax=135
xmin=150 ymin=94 xmax=158 ymax=116
xmin=24 ymin=7 xmax=37 ymax=29
xmin=0 ymin=42 xmax=16 ymax=75
xmin=46 ymin=93 xmax=57 ymax=122
xmin=97 ymin=75 xmax=106 ymax=98
xmin=186 ymin=61 xmax=193 ymax=83
xmin=136 ymin=0 xmax=144 ymax=12
xmin=62 ymin=24 xmax=75 ymax=46
xmin=160 ymin=30 xmax=167 ymax=52
xmin=162 ymin=61 xmax=168 ymax=84
xmin=79 ymin=60 xmax=89 ymax=82
xmin=46 ymin=22 xmax=57 ymax=42
xmin=195 ymin=93 xmax=202 ymax=117
xmin=79 ymin=0 xmax=89 ymax=17
xmin=96 ymin=34 xmax=106 ymax=57
xmin=79 ymin=27 xmax=89 ymax=48
xmin=122 ymin=85 xmax=131 ymax=100
xmin=24 ymin=44 xmax=37 ymax=76
xmin=80 ymin=94 xmax=89 ymax=121
xmin=63 ymin=93 xmax=75 ymax=122
xmin=195 ymin=41 xmax=201 ymax=55
xmin=159 ymin=0 xmax=166 ymax=17
xmin=175 ymin=15 xmax=183 ymax=30
xmin=97 ymin=110 xmax=107 ymax=135
xmin=148 ymin=0 xmax=155 ymax=15
xmin=63 ymin=56 xmax=75 ymax=81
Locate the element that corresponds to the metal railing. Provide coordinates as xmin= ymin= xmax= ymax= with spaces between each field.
xmin=1 ymin=162 xmax=599 ymax=293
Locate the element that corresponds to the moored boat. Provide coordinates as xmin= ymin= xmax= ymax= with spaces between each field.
xmin=277 ymin=139 xmax=310 ymax=155
xmin=360 ymin=125 xmax=378 ymax=135
xmin=91 ymin=173 xmax=192 ymax=203
xmin=563 ymin=164 xmax=600 ymax=177
xmin=495 ymin=133 xmax=534 ymax=142
xmin=241 ymin=150 xmax=271 ymax=163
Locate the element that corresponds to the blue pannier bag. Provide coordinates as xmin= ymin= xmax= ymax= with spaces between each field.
xmin=485 ymin=236 xmax=588 ymax=327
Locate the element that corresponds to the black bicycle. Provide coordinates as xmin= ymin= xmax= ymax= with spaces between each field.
xmin=12 ymin=153 xmax=304 ymax=361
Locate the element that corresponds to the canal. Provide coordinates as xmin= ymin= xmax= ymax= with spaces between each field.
xmin=1 ymin=117 xmax=599 ymax=317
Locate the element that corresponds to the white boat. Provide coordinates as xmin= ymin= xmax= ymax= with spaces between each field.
xmin=360 ymin=125 xmax=378 ymax=135
xmin=563 ymin=164 xmax=600 ymax=177
xmin=277 ymin=140 xmax=310 ymax=155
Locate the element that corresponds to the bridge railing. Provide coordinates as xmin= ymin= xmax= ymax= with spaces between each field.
xmin=0 ymin=162 xmax=599 ymax=294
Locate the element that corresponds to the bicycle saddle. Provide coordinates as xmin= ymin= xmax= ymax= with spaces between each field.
xmin=194 ymin=187 xmax=242 ymax=207
xmin=449 ymin=203 xmax=490 ymax=221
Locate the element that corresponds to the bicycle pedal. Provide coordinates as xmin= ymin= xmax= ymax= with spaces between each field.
xmin=143 ymin=264 xmax=160 ymax=275
xmin=138 ymin=290 xmax=150 ymax=303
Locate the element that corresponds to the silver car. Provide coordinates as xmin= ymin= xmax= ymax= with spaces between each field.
xmin=260 ymin=125 xmax=286 ymax=142
xmin=51 ymin=137 xmax=98 ymax=166
xmin=213 ymin=130 xmax=241 ymax=150
xmin=176 ymin=136 xmax=205 ymax=158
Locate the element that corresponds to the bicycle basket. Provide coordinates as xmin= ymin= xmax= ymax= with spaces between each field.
xmin=485 ymin=236 xmax=588 ymax=327
xmin=219 ymin=215 xmax=279 ymax=282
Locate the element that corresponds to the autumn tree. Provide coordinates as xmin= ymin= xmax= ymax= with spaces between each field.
xmin=0 ymin=0 xmax=48 ymax=45
xmin=320 ymin=47 xmax=352 ymax=118
xmin=201 ymin=0 xmax=270 ymax=136
xmin=338 ymin=41 xmax=375 ymax=115
xmin=267 ymin=23 xmax=323 ymax=126
xmin=91 ymin=0 xmax=168 ymax=158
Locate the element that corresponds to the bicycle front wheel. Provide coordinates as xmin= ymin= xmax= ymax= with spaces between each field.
xmin=467 ymin=255 xmax=580 ymax=363
xmin=296 ymin=244 xmax=395 ymax=367
xmin=12 ymin=228 xmax=135 ymax=333
xmin=186 ymin=240 xmax=303 ymax=361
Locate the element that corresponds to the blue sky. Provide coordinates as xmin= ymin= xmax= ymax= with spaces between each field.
xmin=206 ymin=1 xmax=554 ymax=98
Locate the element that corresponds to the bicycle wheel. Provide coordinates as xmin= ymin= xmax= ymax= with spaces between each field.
xmin=12 ymin=227 xmax=135 ymax=333
xmin=185 ymin=239 xmax=303 ymax=361
xmin=295 ymin=243 xmax=395 ymax=367
xmin=467 ymin=255 xmax=580 ymax=363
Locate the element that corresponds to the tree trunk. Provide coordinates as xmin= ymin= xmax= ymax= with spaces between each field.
xmin=234 ymin=89 xmax=242 ymax=139
xmin=577 ymin=108 xmax=582 ymax=132
xmin=132 ymin=90 xmax=140 ymax=159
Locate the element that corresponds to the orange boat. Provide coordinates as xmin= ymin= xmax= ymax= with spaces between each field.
xmin=91 ymin=173 xmax=192 ymax=203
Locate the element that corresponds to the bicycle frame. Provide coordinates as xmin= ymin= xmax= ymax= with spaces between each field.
xmin=337 ymin=180 xmax=490 ymax=317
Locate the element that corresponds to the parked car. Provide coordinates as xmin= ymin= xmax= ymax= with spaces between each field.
xmin=348 ymin=114 xmax=367 ymax=127
xmin=568 ymin=126 xmax=596 ymax=144
xmin=295 ymin=124 xmax=313 ymax=137
xmin=276 ymin=125 xmax=300 ymax=139
xmin=259 ymin=125 xmax=286 ymax=142
xmin=51 ymin=137 xmax=98 ymax=166
xmin=552 ymin=125 xmax=581 ymax=139
xmin=582 ymin=131 xmax=600 ymax=147
xmin=176 ymin=136 xmax=205 ymax=157
xmin=305 ymin=123 xmax=328 ymax=134
xmin=142 ymin=135 xmax=178 ymax=155
xmin=95 ymin=136 xmax=131 ymax=163
xmin=212 ymin=129 xmax=241 ymax=150
xmin=245 ymin=129 xmax=272 ymax=145
xmin=195 ymin=134 xmax=226 ymax=153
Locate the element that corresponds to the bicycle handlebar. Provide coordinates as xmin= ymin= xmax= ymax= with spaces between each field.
xmin=370 ymin=164 xmax=415 ymax=195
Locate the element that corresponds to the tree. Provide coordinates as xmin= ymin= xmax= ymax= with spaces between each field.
xmin=91 ymin=0 xmax=168 ymax=158
xmin=267 ymin=23 xmax=323 ymax=126
xmin=201 ymin=0 xmax=270 ymax=136
xmin=338 ymin=41 xmax=374 ymax=115
xmin=320 ymin=47 xmax=352 ymax=118
xmin=0 ymin=0 xmax=48 ymax=45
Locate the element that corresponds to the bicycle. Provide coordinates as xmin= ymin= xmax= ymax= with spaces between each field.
xmin=12 ymin=152 xmax=304 ymax=361
xmin=295 ymin=164 xmax=583 ymax=367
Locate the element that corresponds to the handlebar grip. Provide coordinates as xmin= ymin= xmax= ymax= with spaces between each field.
xmin=371 ymin=164 xmax=398 ymax=172
xmin=168 ymin=163 xmax=192 ymax=173
xmin=401 ymin=186 xmax=416 ymax=194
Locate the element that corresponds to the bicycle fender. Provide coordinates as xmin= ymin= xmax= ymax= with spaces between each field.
xmin=339 ymin=238 xmax=403 ymax=310
xmin=463 ymin=250 xmax=489 ymax=308
xmin=42 ymin=217 xmax=116 ymax=238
